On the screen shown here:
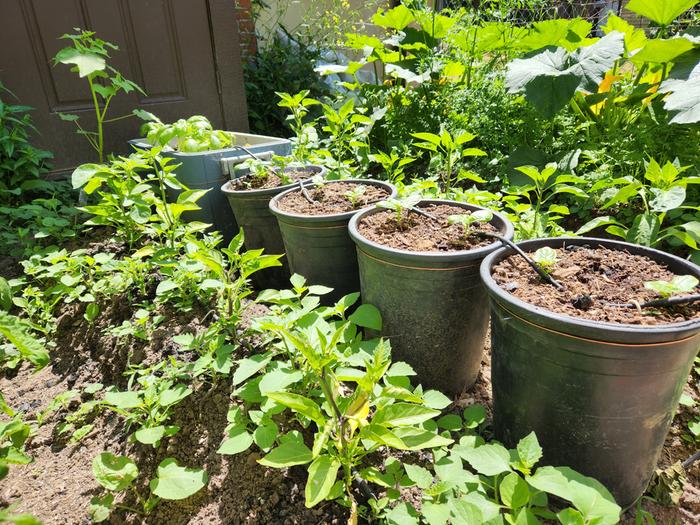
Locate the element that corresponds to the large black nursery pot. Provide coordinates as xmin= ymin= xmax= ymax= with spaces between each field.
xmin=269 ymin=179 xmax=397 ymax=304
xmin=348 ymin=200 xmax=513 ymax=395
xmin=480 ymin=237 xmax=700 ymax=508
xmin=129 ymin=133 xmax=291 ymax=243
xmin=221 ymin=165 xmax=326 ymax=290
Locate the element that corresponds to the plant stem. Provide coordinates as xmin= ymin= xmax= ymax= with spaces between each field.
xmin=87 ymin=76 xmax=104 ymax=163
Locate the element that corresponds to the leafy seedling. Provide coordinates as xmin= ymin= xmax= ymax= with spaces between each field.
xmin=345 ymin=185 xmax=368 ymax=208
xmin=447 ymin=210 xmax=494 ymax=239
xmin=377 ymin=194 xmax=422 ymax=228
xmin=532 ymin=247 xmax=558 ymax=274
xmin=644 ymin=275 xmax=699 ymax=298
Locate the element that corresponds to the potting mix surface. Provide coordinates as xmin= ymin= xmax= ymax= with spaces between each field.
xmin=233 ymin=166 xmax=317 ymax=190
xmin=358 ymin=204 xmax=499 ymax=252
xmin=493 ymin=245 xmax=700 ymax=325
xmin=276 ymin=181 xmax=390 ymax=215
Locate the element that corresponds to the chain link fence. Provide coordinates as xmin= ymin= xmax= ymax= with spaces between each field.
xmin=440 ymin=1 xmax=699 ymax=33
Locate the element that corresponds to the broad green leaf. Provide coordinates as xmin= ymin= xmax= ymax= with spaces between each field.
xmin=514 ymin=507 xmax=541 ymax=524
xmin=149 ymin=458 xmax=208 ymax=500
xmin=385 ymin=502 xmax=420 ymax=525
xmin=461 ymin=443 xmax=512 ymax=476
xmin=627 ymin=213 xmax=660 ymax=246
xmin=421 ymin=501 xmax=451 ymax=525
xmin=404 ymin=463 xmax=433 ymax=489
xmin=501 ymin=472 xmax=530 ymax=509
xmin=449 ymin=498 xmax=483 ymax=524
xmin=0 ymin=277 xmax=11 ymax=311
xmin=348 ymin=304 xmax=382 ymax=331
xmin=0 ymin=312 xmax=48 ymax=368
xmin=104 ymin=390 xmax=142 ymax=409
xmin=602 ymin=14 xmax=647 ymax=54
xmin=134 ymin=425 xmax=179 ymax=446
xmin=423 ymin=390 xmax=452 ymax=409
xmin=72 ymin=164 xmax=103 ymax=190
xmin=626 ymin=0 xmax=699 ymax=26
xmin=305 ymin=455 xmax=341 ymax=507
xmin=632 ymin=38 xmax=695 ymax=65
xmin=373 ymin=403 xmax=440 ymax=427
xmin=89 ymin=493 xmax=114 ymax=523
xmin=258 ymin=439 xmax=312 ymax=467
xmin=575 ymin=216 xmax=623 ymax=235
xmin=217 ymin=425 xmax=254 ymax=455
xmin=54 ymin=47 xmax=106 ymax=77
xmin=392 ymin=427 xmax=453 ymax=450
xmin=660 ymin=76 xmax=700 ymax=124
xmin=557 ymin=508 xmax=586 ymax=525
xmin=258 ymin=368 xmax=303 ymax=395
xmin=527 ymin=466 xmax=621 ymax=524
xmin=159 ymin=384 xmax=192 ymax=406
xmin=232 ymin=354 xmax=272 ymax=386
xmin=372 ymin=5 xmax=415 ymax=30
xmin=650 ymin=186 xmax=686 ymax=212
xmin=516 ymin=432 xmax=543 ymax=471
xmin=266 ymin=392 xmax=326 ymax=425
xmin=253 ymin=420 xmax=278 ymax=450
xmin=92 ymin=452 xmax=138 ymax=491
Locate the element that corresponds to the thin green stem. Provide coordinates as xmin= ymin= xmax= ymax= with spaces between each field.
xmin=87 ymin=76 xmax=104 ymax=163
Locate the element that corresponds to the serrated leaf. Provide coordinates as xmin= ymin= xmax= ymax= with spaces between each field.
xmin=461 ymin=443 xmax=512 ymax=476
xmin=348 ymin=304 xmax=382 ymax=330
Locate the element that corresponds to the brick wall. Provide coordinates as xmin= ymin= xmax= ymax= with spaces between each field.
xmin=234 ymin=0 xmax=257 ymax=60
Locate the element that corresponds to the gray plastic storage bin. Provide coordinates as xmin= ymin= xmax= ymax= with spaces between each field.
xmin=128 ymin=133 xmax=291 ymax=243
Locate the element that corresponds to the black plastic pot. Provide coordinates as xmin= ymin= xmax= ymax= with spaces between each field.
xmin=269 ymin=179 xmax=397 ymax=304
xmin=348 ymin=200 xmax=514 ymax=395
xmin=221 ymin=165 xmax=326 ymax=290
xmin=480 ymin=237 xmax=700 ymax=508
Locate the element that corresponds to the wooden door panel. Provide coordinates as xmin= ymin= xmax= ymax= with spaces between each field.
xmin=0 ymin=0 xmax=247 ymax=173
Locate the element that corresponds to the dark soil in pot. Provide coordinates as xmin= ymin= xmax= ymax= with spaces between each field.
xmin=358 ymin=204 xmax=499 ymax=252
xmin=275 ymin=181 xmax=390 ymax=215
xmin=481 ymin=237 xmax=700 ymax=509
xmin=349 ymin=200 xmax=513 ymax=396
xmin=269 ymin=180 xmax=397 ymax=305
xmin=222 ymin=165 xmax=325 ymax=290
xmin=232 ymin=165 xmax=320 ymax=191
xmin=492 ymin=244 xmax=700 ymax=325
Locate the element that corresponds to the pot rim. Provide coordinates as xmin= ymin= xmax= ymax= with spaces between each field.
xmin=221 ymin=164 xmax=325 ymax=197
xmin=480 ymin=236 xmax=700 ymax=338
xmin=348 ymin=199 xmax=514 ymax=263
xmin=269 ymin=179 xmax=398 ymax=223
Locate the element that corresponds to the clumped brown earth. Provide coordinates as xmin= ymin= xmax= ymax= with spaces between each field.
xmin=357 ymin=204 xmax=499 ymax=252
xmin=233 ymin=166 xmax=319 ymax=191
xmin=2 ymin=246 xmax=699 ymax=524
xmin=493 ymin=245 xmax=700 ymax=325
xmin=275 ymin=182 xmax=390 ymax=215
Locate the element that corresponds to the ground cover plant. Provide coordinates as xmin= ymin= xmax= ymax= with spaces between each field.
xmin=3 ymin=1 xmax=700 ymax=523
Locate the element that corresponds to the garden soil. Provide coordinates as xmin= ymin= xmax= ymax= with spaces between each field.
xmin=358 ymin=205 xmax=498 ymax=252
xmin=275 ymin=182 xmax=389 ymax=215
xmin=493 ymin=245 xmax=700 ymax=325
xmin=233 ymin=167 xmax=317 ymax=191
xmin=1 ymin=281 xmax=699 ymax=523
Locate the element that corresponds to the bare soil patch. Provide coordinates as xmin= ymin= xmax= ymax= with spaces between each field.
xmin=275 ymin=182 xmax=389 ymax=215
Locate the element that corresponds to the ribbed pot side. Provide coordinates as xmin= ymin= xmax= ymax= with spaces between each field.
xmin=221 ymin=165 xmax=325 ymax=290
xmin=270 ymin=179 xmax=397 ymax=305
xmin=349 ymin=200 xmax=514 ymax=396
xmin=480 ymin=237 xmax=700 ymax=508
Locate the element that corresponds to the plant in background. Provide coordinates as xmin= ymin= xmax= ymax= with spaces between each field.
xmin=277 ymin=91 xmax=321 ymax=161
xmin=504 ymin=163 xmax=586 ymax=240
xmin=576 ymin=159 xmax=700 ymax=252
xmin=53 ymin=29 xmax=145 ymax=163
xmin=368 ymin=149 xmax=416 ymax=184
xmin=412 ymin=129 xmax=486 ymax=193
xmin=141 ymin=115 xmax=235 ymax=152
xmin=0 ymin=277 xmax=49 ymax=369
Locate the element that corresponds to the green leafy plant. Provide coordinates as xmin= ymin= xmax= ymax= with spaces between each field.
xmin=505 ymin=163 xmax=586 ymax=240
xmin=53 ymin=29 xmax=145 ymax=163
xmin=412 ymin=129 xmax=486 ymax=193
xmin=90 ymin=452 xmax=207 ymax=522
xmin=344 ymin=185 xmax=368 ymax=208
xmin=141 ymin=115 xmax=234 ymax=152
xmin=277 ymin=91 xmax=322 ymax=161
xmin=533 ymin=246 xmax=559 ymax=272
xmin=377 ymin=194 xmax=422 ymax=229
xmin=447 ymin=209 xmax=494 ymax=237
xmin=644 ymin=275 xmax=699 ymax=298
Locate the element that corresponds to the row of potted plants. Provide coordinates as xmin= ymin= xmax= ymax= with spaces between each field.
xmin=129 ymin=122 xmax=700 ymax=510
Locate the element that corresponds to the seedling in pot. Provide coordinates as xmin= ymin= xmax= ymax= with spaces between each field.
xmin=644 ymin=276 xmax=699 ymax=299
xmin=344 ymin=185 xmax=368 ymax=208
xmin=447 ymin=210 xmax=494 ymax=239
xmin=532 ymin=247 xmax=558 ymax=274
xmin=377 ymin=194 xmax=422 ymax=229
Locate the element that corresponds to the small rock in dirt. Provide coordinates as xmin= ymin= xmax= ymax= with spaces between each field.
xmin=503 ymin=282 xmax=518 ymax=292
xmin=553 ymin=265 xmax=581 ymax=280
xmin=572 ymin=295 xmax=593 ymax=311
